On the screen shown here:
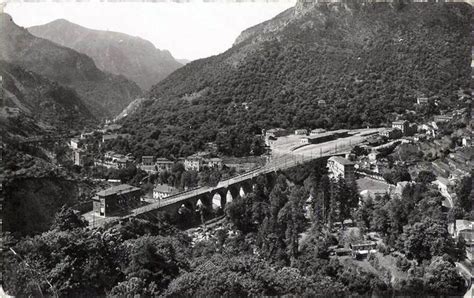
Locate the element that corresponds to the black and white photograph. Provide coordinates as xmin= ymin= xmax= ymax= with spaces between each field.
xmin=0 ymin=0 xmax=472 ymax=296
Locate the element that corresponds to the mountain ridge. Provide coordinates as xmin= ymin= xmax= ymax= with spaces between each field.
xmin=0 ymin=13 xmax=142 ymax=118
xmin=28 ymin=18 xmax=183 ymax=90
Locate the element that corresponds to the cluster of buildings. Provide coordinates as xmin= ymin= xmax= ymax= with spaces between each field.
xmin=95 ymin=151 xmax=135 ymax=169
xmin=379 ymin=120 xmax=417 ymax=139
xmin=140 ymin=156 xmax=174 ymax=174
xmin=139 ymin=154 xmax=224 ymax=174
xmin=68 ymin=124 xmax=132 ymax=167
xmin=183 ymin=154 xmax=223 ymax=172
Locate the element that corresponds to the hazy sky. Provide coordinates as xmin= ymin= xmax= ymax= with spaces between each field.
xmin=4 ymin=0 xmax=296 ymax=61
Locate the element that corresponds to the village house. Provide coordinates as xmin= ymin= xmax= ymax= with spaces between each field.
xmin=92 ymin=184 xmax=141 ymax=217
xmin=419 ymin=123 xmax=437 ymax=138
xmin=142 ymin=156 xmax=154 ymax=166
xmin=434 ymin=115 xmax=453 ymax=123
xmin=462 ymin=136 xmax=471 ymax=147
xmin=153 ymin=184 xmax=179 ymax=200
xmin=70 ymin=138 xmax=82 ymax=149
xmin=350 ymin=241 xmax=378 ymax=259
xmin=205 ymin=142 xmax=218 ymax=152
xmin=392 ymin=120 xmax=409 ymax=135
xmin=327 ymin=156 xmax=355 ymax=184
xmin=265 ymin=128 xmax=289 ymax=138
xmin=155 ymin=158 xmax=174 ymax=172
xmin=294 ymin=129 xmax=308 ymax=135
xmin=107 ymin=179 xmax=121 ymax=186
xmin=380 ymin=128 xmax=402 ymax=139
xmin=114 ymin=155 xmax=132 ymax=169
xmin=185 ymin=156 xmax=203 ymax=171
xmin=72 ymin=149 xmax=92 ymax=167
xmin=207 ymin=157 xmax=223 ymax=169
xmin=140 ymin=156 xmax=156 ymax=173
xmin=310 ymin=128 xmax=326 ymax=135
xmin=416 ymin=96 xmax=429 ymax=105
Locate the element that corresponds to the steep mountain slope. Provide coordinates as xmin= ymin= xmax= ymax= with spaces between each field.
xmin=0 ymin=60 xmax=95 ymax=131
xmin=29 ymin=19 xmax=183 ymax=90
xmin=0 ymin=13 xmax=142 ymax=118
xmin=121 ymin=2 xmax=471 ymax=158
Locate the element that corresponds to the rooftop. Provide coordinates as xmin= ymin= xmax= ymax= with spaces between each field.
xmin=156 ymin=157 xmax=173 ymax=163
xmin=393 ymin=120 xmax=408 ymax=125
xmin=208 ymin=157 xmax=223 ymax=162
xmin=350 ymin=241 xmax=377 ymax=248
xmin=304 ymin=130 xmax=349 ymax=139
xmin=96 ymin=184 xmax=140 ymax=197
xmin=267 ymin=128 xmax=286 ymax=132
xmin=187 ymin=156 xmax=203 ymax=160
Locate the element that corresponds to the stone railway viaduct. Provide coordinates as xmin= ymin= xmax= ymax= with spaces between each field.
xmin=88 ymin=127 xmax=384 ymax=227
xmin=90 ymin=150 xmax=350 ymax=228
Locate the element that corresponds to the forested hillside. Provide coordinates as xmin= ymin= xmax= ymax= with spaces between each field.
xmin=0 ymin=13 xmax=142 ymax=118
xmin=3 ymin=161 xmax=468 ymax=296
xmin=121 ymin=2 xmax=470 ymax=157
